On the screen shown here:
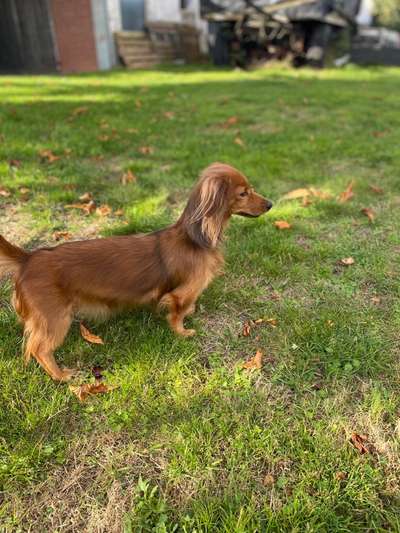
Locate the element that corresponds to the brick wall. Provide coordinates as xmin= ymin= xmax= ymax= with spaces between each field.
xmin=50 ymin=0 xmax=98 ymax=72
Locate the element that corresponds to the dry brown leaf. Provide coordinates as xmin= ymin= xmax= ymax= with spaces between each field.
xmin=0 ymin=187 xmax=11 ymax=197
xmin=163 ymin=111 xmax=175 ymax=120
xmin=9 ymin=159 xmax=21 ymax=168
xmin=19 ymin=187 xmax=30 ymax=195
xmin=135 ymin=99 xmax=142 ymax=108
xmin=335 ymin=471 xmax=347 ymax=481
xmin=69 ymin=381 xmax=116 ymax=402
xmin=369 ymin=184 xmax=383 ymax=194
xmin=350 ymin=433 xmax=369 ymax=454
xmin=254 ymin=318 xmax=264 ymax=325
xmin=242 ymin=350 xmax=263 ymax=370
xmin=53 ymin=231 xmax=73 ymax=241
xmin=39 ymin=149 xmax=60 ymax=163
xmin=72 ymin=106 xmax=88 ymax=116
xmin=339 ymin=257 xmax=355 ymax=266
xmin=222 ymin=116 xmax=238 ymax=128
xmin=309 ymin=187 xmax=332 ymax=200
xmin=274 ymin=220 xmax=291 ymax=230
xmin=282 ymin=188 xmax=311 ymax=200
xmin=114 ymin=209 xmax=124 ymax=216
xmin=326 ymin=320 xmax=334 ymax=327
xmin=79 ymin=192 xmax=93 ymax=202
xmin=264 ymin=318 xmax=277 ymax=327
xmin=338 ymin=181 xmax=354 ymax=203
xmin=65 ymin=201 xmax=96 ymax=215
xmin=98 ymin=134 xmax=110 ymax=142
xmin=126 ymin=128 xmax=139 ymax=134
xmin=139 ymin=146 xmax=154 ymax=155
xmin=361 ymin=207 xmax=375 ymax=222
xmin=242 ymin=322 xmax=251 ymax=337
xmin=370 ymin=296 xmax=381 ymax=304
xmin=121 ymin=170 xmax=137 ymax=185
xmin=263 ymin=474 xmax=275 ymax=487
xmin=234 ymin=136 xmax=245 ymax=148
xmin=80 ymin=323 xmax=104 ymax=344
xmin=96 ymin=204 xmax=112 ymax=216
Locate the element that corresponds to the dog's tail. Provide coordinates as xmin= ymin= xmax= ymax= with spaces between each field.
xmin=0 ymin=235 xmax=29 ymax=277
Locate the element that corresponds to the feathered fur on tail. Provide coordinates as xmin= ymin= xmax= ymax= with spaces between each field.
xmin=0 ymin=235 xmax=29 ymax=276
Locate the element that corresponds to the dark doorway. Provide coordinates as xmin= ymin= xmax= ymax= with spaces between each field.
xmin=121 ymin=0 xmax=145 ymax=31
xmin=0 ymin=0 xmax=57 ymax=73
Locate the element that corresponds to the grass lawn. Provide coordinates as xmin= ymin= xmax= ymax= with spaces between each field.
xmin=1 ymin=64 xmax=400 ymax=532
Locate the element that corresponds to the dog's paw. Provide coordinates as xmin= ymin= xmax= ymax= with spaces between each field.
xmin=180 ymin=328 xmax=196 ymax=337
xmin=59 ymin=367 xmax=77 ymax=382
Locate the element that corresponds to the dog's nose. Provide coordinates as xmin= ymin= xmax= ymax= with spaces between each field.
xmin=264 ymin=199 xmax=273 ymax=211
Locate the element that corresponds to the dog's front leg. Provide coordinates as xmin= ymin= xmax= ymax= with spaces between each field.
xmin=159 ymin=288 xmax=199 ymax=337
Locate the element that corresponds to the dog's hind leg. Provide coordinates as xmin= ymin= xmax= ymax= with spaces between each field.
xmin=23 ymin=309 xmax=75 ymax=381
xmin=14 ymin=286 xmax=75 ymax=381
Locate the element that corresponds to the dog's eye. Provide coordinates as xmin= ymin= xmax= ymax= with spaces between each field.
xmin=239 ymin=191 xmax=248 ymax=198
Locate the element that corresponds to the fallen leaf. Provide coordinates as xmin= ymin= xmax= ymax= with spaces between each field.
xmin=80 ymin=323 xmax=104 ymax=344
xmin=96 ymin=204 xmax=112 ymax=216
xmin=264 ymin=318 xmax=278 ymax=327
xmin=19 ymin=187 xmax=30 ymax=196
xmin=71 ymin=106 xmax=88 ymax=116
xmin=282 ymin=188 xmax=311 ymax=200
xmin=139 ymin=146 xmax=154 ymax=155
xmin=274 ymin=220 xmax=291 ymax=230
xmin=370 ymin=296 xmax=381 ymax=304
xmin=0 ymin=187 xmax=11 ymax=197
xmin=326 ymin=320 xmax=334 ymax=327
xmin=160 ymin=164 xmax=171 ymax=172
xmin=242 ymin=322 xmax=251 ymax=337
xmin=302 ymin=197 xmax=312 ymax=207
xmin=369 ymin=184 xmax=383 ymax=194
xmin=65 ymin=201 xmax=96 ymax=215
xmin=335 ymin=471 xmax=347 ymax=481
xmin=339 ymin=257 xmax=355 ymax=266
xmin=64 ymin=148 xmax=72 ymax=156
xmin=114 ymin=209 xmax=124 ymax=216
xmin=263 ymin=474 xmax=275 ymax=486
xmin=309 ymin=187 xmax=332 ymax=200
xmin=338 ymin=181 xmax=354 ymax=203
xmin=121 ymin=170 xmax=137 ymax=185
xmin=350 ymin=433 xmax=369 ymax=454
xmin=135 ymin=98 xmax=142 ymax=108
xmin=242 ymin=350 xmax=263 ymax=370
xmin=361 ymin=207 xmax=375 ymax=222
xmin=234 ymin=136 xmax=245 ymax=148
xmin=163 ymin=111 xmax=175 ymax=120
xmin=39 ymin=149 xmax=60 ymax=163
xmin=100 ymin=122 xmax=109 ymax=129
xmin=373 ymin=130 xmax=388 ymax=138
xmin=98 ymin=134 xmax=110 ymax=142
xmin=222 ymin=116 xmax=238 ymax=128
xmin=69 ymin=381 xmax=116 ymax=402
xmin=53 ymin=231 xmax=72 ymax=241
xmin=126 ymin=128 xmax=139 ymax=134
xmin=9 ymin=159 xmax=21 ymax=168
xmin=254 ymin=318 xmax=264 ymax=325
xmin=79 ymin=192 xmax=93 ymax=202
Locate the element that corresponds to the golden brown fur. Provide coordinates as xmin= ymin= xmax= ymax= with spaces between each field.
xmin=0 ymin=163 xmax=272 ymax=381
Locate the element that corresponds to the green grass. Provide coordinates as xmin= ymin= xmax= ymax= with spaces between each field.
xmin=1 ymin=64 xmax=400 ymax=532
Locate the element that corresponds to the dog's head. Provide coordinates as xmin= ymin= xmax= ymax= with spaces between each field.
xmin=181 ymin=162 xmax=272 ymax=248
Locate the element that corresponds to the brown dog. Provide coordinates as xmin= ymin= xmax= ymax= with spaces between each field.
xmin=0 ymin=163 xmax=272 ymax=381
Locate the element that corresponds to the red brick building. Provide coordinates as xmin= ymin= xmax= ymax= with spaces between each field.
xmin=0 ymin=0 xmax=114 ymax=73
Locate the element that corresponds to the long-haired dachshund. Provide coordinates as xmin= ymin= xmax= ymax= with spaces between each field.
xmin=0 ymin=163 xmax=272 ymax=381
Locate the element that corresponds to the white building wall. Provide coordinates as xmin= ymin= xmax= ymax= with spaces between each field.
xmin=107 ymin=0 xmax=123 ymax=32
xmin=146 ymin=0 xmax=181 ymax=22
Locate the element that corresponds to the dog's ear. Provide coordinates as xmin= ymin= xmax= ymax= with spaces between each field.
xmin=183 ymin=176 xmax=229 ymax=248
